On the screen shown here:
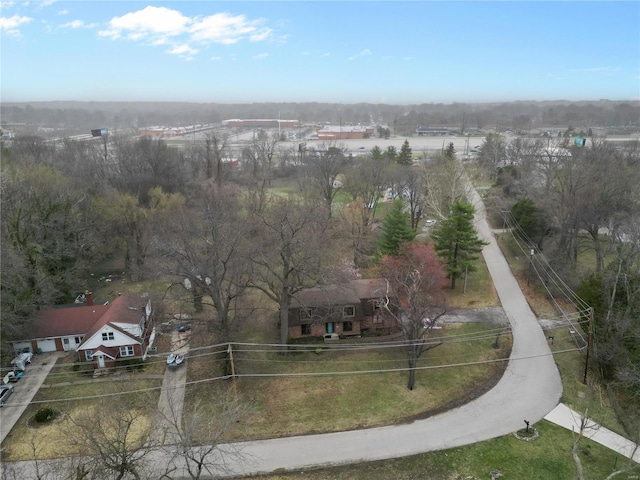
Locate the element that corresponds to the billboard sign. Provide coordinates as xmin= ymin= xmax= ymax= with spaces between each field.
xmin=91 ymin=128 xmax=109 ymax=137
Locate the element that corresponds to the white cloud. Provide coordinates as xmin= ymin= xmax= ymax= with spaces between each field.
xmin=57 ymin=9 xmax=69 ymax=15
xmin=250 ymin=28 xmax=272 ymax=42
xmin=60 ymin=19 xmax=98 ymax=29
xmin=211 ymin=56 xmax=222 ymax=61
xmin=189 ymin=12 xmax=271 ymax=45
xmin=252 ymin=52 xmax=269 ymax=60
xmin=0 ymin=14 xmax=33 ymax=36
xmin=323 ymin=52 xmax=331 ymax=57
xmin=348 ymin=48 xmax=372 ymax=60
xmin=569 ymin=66 xmax=620 ymax=75
xmin=167 ymin=43 xmax=198 ymax=59
xmin=96 ymin=7 xmax=274 ymax=61
xmin=98 ymin=6 xmax=190 ymax=41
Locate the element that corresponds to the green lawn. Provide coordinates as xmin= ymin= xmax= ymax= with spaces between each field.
xmin=183 ymin=322 xmax=510 ymax=442
xmin=256 ymin=420 xmax=638 ymax=479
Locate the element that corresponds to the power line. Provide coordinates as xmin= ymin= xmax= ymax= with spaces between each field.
xmin=5 ymin=348 xmax=583 ymax=407
xmin=500 ymin=210 xmax=591 ymax=346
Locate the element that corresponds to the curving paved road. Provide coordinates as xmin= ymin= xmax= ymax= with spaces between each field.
xmin=188 ymin=183 xmax=563 ymax=477
xmin=1 ymin=184 xmax=564 ymax=478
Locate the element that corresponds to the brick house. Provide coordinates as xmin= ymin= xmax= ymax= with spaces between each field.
xmin=288 ymin=279 xmax=398 ymax=339
xmin=11 ymin=293 xmax=155 ymax=369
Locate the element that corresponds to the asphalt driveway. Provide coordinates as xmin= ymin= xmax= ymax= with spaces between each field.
xmin=0 ymin=352 xmax=62 ymax=445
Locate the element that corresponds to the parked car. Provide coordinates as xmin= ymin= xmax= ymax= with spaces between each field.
xmin=3 ymin=371 xmax=22 ymax=384
xmin=0 ymin=385 xmax=14 ymax=406
xmin=10 ymin=352 xmax=33 ymax=371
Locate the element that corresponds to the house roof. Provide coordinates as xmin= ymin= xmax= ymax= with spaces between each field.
xmin=79 ymin=293 xmax=148 ymax=347
xmin=92 ymin=346 xmax=117 ymax=359
xmin=291 ymin=279 xmax=391 ymax=308
xmin=32 ymin=305 xmax=111 ymax=339
xmin=349 ymin=278 xmax=391 ymax=299
xmin=30 ymin=293 xmax=147 ymax=341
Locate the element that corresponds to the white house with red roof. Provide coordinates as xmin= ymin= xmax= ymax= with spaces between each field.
xmin=11 ymin=293 xmax=155 ymax=369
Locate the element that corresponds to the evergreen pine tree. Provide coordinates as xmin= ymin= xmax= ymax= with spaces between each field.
xmin=431 ymin=200 xmax=488 ymax=289
xmin=377 ymin=200 xmax=416 ymax=256
xmin=397 ymin=139 xmax=413 ymax=166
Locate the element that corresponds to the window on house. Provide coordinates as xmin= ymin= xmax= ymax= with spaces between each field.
xmin=63 ymin=338 xmax=69 ymax=345
xmin=102 ymin=332 xmax=114 ymax=341
xmin=85 ymin=350 xmax=93 ymax=361
xmin=300 ymin=308 xmax=312 ymax=320
xmin=75 ymin=337 xmax=82 ymax=344
xmin=343 ymin=321 xmax=353 ymax=332
xmin=301 ymin=324 xmax=311 ymax=335
xmin=343 ymin=306 xmax=355 ymax=317
xmin=120 ymin=346 xmax=134 ymax=357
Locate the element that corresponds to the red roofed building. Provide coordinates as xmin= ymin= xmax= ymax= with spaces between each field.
xmin=11 ymin=293 xmax=155 ymax=369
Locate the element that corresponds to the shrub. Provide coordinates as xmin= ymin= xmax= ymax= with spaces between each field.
xmin=120 ymin=358 xmax=145 ymax=371
xmin=35 ymin=407 xmax=56 ymax=423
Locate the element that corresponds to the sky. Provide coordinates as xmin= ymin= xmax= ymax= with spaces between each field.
xmin=1 ymin=1 xmax=639 ymax=104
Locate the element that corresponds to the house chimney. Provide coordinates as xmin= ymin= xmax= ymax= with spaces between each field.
xmin=86 ymin=292 xmax=94 ymax=306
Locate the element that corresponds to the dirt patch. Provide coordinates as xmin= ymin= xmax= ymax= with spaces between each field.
xmin=439 ymin=306 xmax=509 ymax=325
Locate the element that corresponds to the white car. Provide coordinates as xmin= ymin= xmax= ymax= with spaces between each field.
xmin=424 ymin=219 xmax=437 ymax=227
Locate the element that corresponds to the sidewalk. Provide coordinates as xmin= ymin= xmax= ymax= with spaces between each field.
xmin=544 ymin=403 xmax=640 ymax=463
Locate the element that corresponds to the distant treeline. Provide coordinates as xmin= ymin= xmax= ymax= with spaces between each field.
xmin=1 ymin=100 xmax=639 ymax=137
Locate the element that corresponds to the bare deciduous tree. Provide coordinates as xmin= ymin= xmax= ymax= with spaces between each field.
xmin=158 ymin=391 xmax=249 ymax=480
xmin=152 ymin=184 xmax=252 ymax=349
xmin=422 ymin=152 xmax=469 ymax=221
xmin=248 ymin=196 xmax=331 ymax=345
xmin=341 ymin=155 xmax=391 ymax=226
xmin=379 ymin=243 xmax=447 ymax=390
xmin=571 ymin=409 xmax=640 ymax=480
xmin=64 ymin=394 xmax=158 ymax=480
xmin=201 ymin=132 xmax=229 ymax=188
xmin=299 ymin=143 xmax=348 ymax=216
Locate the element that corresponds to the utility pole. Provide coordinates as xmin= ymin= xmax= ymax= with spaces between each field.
xmin=583 ymin=307 xmax=593 ymax=384
xmin=527 ymin=248 xmax=535 ymax=286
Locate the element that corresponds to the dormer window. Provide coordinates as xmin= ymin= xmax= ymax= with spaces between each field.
xmin=102 ymin=331 xmax=114 ymax=341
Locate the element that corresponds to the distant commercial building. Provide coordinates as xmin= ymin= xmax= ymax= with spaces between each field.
xmin=416 ymin=126 xmax=450 ymax=136
xmin=222 ymin=119 xmax=299 ymax=129
xmin=139 ymin=125 xmax=213 ymax=138
xmin=316 ymin=125 xmax=375 ymax=140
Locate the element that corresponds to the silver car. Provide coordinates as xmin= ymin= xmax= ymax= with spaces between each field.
xmin=0 ymin=385 xmax=14 ymax=406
